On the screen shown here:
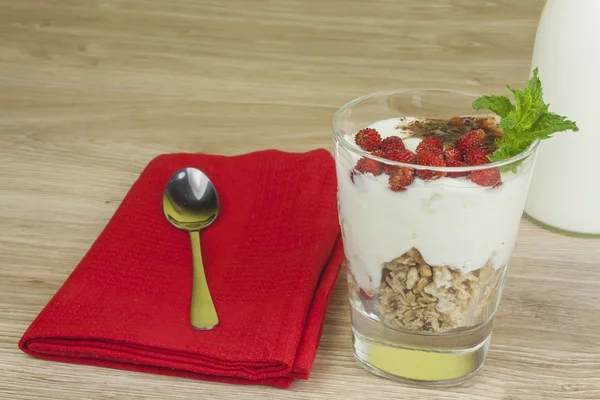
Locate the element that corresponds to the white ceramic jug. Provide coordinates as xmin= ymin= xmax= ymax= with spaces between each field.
xmin=524 ymin=0 xmax=600 ymax=236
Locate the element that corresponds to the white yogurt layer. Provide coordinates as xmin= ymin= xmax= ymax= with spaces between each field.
xmin=336 ymin=117 xmax=533 ymax=294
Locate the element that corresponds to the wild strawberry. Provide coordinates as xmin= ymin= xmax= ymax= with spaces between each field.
xmin=445 ymin=159 xmax=468 ymax=178
xmin=416 ymin=136 xmax=443 ymax=154
xmin=383 ymin=149 xmax=416 ymax=174
xmin=380 ymin=136 xmax=405 ymax=154
xmin=416 ymin=150 xmax=446 ymax=180
xmin=416 ymin=149 xmax=444 ymax=166
xmin=388 ymin=167 xmax=414 ymax=191
xmin=355 ymin=128 xmax=382 ymax=151
xmin=467 ymin=168 xmax=502 ymax=187
xmin=464 ymin=148 xmax=491 ymax=166
xmin=456 ymin=129 xmax=485 ymax=153
xmin=354 ymin=157 xmax=383 ymax=176
xmin=392 ymin=149 xmax=416 ymax=164
xmin=479 ymin=147 xmax=492 ymax=155
xmin=443 ymin=145 xmax=463 ymax=162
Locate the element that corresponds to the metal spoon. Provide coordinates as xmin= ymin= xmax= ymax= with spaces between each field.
xmin=162 ymin=167 xmax=220 ymax=330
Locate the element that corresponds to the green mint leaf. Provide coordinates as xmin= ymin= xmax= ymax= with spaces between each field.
xmin=487 ymin=146 xmax=511 ymax=163
xmin=472 ymin=95 xmax=515 ymax=117
xmin=472 ymin=67 xmax=579 ymax=162
xmin=527 ymin=111 xmax=580 ymax=140
xmin=506 ymin=68 xmax=546 ymax=131
xmin=497 ymin=113 xmax=518 ymax=131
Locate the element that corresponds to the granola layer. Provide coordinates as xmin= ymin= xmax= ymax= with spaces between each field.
xmin=378 ymin=247 xmax=503 ymax=333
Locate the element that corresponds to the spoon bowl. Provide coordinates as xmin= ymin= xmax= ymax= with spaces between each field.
xmin=163 ymin=168 xmax=219 ymax=231
xmin=163 ymin=167 xmax=220 ymax=330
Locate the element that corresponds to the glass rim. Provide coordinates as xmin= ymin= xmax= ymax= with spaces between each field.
xmin=332 ymin=88 xmax=540 ymax=172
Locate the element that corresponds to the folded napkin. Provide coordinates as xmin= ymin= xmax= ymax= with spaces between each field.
xmin=19 ymin=149 xmax=344 ymax=388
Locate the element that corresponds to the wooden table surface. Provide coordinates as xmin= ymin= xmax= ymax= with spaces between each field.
xmin=2 ymin=0 xmax=600 ymax=399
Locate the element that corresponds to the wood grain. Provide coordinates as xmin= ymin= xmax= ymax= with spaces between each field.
xmin=1 ymin=0 xmax=599 ymax=399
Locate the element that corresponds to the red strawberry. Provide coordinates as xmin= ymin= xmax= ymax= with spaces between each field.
xmin=416 ymin=149 xmax=445 ymax=166
xmin=445 ymin=159 xmax=469 ymax=178
xmin=372 ymin=149 xmax=386 ymax=158
xmin=479 ymin=146 xmax=492 ymax=155
xmin=467 ymin=168 xmax=502 ymax=187
xmin=416 ymin=150 xmax=446 ymax=180
xmin=354 ymin=157 xmax=383 ymax=176
xmin=388 ymin=167 xmax=415 ymax=191
xmin=443 ymin=145 xmax=463 ymax=162
xmin=355 ymin=128 xmax=382 ymax=151
xmin=392 ymin=149 xmax=416 ymax=163
xmin=380 ymin=136 xmax=405 ymax=154
xmin=464 ymin=148 xmax=491 ymax=166
xmin=383 ymin=149 xmax=416 ymax=174
xmin=416 ymin=136 xmax=443 ymax=154
xmin=456 ymin=129 xmax=486 ymax=154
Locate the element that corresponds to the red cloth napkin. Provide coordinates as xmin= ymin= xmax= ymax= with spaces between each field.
xmin=19 ymin=149 xmax=344 ymax=388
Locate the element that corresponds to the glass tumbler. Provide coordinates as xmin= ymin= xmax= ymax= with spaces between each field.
xmin=332 ymin=89 xmax=539 ymax=386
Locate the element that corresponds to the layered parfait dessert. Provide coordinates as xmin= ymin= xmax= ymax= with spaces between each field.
xmin=335 ymin=70 xmax=579 ymax=336
xmin=338 ymin=115 xmax=525 ymax=333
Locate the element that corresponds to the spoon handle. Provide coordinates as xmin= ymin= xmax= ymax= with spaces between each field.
xmin=189 ymin=231 xmax=219 ymax=330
